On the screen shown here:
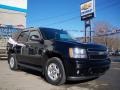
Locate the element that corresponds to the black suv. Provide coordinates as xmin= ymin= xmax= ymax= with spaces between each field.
xmin=7 ymin=27 xmax=111 ymax=85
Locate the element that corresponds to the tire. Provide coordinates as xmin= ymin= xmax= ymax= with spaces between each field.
xmin=8 ymin=54 xmax=18 ymax=70
xmin=45 ymin=57 xmax=66 ymax=85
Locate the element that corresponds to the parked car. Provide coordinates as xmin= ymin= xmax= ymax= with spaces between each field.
xmin=7 ymin=27 xmax=111 ymax=85
xmin=108 ymin=50 xmax=114 ymax=56
xmin=114 ymin=49 xmax=120 ymax=56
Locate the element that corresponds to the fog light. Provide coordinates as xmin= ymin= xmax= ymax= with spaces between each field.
xmin=77 ymin=70 xmax=80 ymax=75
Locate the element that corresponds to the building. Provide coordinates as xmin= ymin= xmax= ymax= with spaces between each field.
xmin=0 ymin=0 xmax=27 ymax=28
xmin=0 ymin=0 xmax=27 ymax=52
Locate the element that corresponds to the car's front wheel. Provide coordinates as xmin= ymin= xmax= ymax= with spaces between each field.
xmin=8 ymin=54 xmax=18 ymax=70
xmin=45 ymin=57 xmax=66 ymax=85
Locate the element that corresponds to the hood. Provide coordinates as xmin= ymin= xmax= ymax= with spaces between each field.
xmin=54 ymin=39 xmax=107 ymax=51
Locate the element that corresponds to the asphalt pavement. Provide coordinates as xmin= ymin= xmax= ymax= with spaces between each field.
xmin=0 ymin=56 xmax=120 ymax=90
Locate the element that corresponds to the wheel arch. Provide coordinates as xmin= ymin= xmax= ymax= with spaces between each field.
xmin=42 ymin=51 xmax=66 ymax=75
xmin=45 ymin=51 xmax=65 ymax=65
xmin=7 ymin=49 xmax=16 ymax=63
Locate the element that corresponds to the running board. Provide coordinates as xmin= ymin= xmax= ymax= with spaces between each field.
xmin=18 ymin=63 xmax=42 ymax=72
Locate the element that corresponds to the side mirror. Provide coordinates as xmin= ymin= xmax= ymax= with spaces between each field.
xmin=30 ymin=35 xmax=40 ymax=41
xmin=30 ymin=35 xmax=44 ymax=44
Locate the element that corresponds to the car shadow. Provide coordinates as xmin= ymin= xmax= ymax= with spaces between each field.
xmin=65 ymin=77 xmax=98 ymax=85
xmin=19 ymin=67 xmax=98 ymax=85
xmin=19 ymin=67 xmax=45 ymax=79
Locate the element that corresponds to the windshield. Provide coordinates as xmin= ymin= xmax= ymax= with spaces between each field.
xmin=40 ymin=28 xmax=74 ymax=41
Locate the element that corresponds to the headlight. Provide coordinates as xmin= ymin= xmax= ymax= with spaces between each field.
xmin=69 ymin=48 xmax=87 ymax=58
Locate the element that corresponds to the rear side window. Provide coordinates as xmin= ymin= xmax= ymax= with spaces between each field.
xmin=40 ymin=28 xmax=56 ymax=40
xmin=17 ymin=31 xmax=29 ymax=42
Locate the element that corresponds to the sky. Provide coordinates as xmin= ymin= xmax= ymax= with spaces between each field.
xmin=27 ymin=0 xmax=120 ymax=37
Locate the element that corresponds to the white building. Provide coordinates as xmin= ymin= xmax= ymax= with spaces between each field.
xmin=0 ymin=0 xmax=27 ymax=28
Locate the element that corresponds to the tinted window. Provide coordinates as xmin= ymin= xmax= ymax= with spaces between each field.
xmin=17 ymin=31 xmax=29 ymax=42
xmin=40 ymin=28 xmax=55 ymax=40
xmin=40 ymin=28 xmax=73 ymax=41
xmin=59 ymin=33 xmax=72 ymax=40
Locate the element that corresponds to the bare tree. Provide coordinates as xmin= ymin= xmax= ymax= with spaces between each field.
xmin=92 ymin=21 xmax=120 ymax=50
xmin=93 ymin=21 xmax=112 ymax=45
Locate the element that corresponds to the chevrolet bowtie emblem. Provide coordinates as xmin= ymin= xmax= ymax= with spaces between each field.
xmin=81 ymin=3 xmax=92 ymax=10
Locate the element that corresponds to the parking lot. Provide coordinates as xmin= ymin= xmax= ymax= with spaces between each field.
xmin=0 ymin=57 xmax=120 ymax=90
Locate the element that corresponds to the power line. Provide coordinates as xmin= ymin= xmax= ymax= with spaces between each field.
xmin=27 ymin=0 xmax=120 ymax=27
xmin=97 ymin=1 xmax=120 ymax=11
xmin=45 ymin=16 xmax=80 ymax=26
xmin=43 ymin=1 xmax=120 ymax=26
xmin=32 ymin=10 xmax=79 ymax=22
xmin=48 ymin=1 xmax=119 ymax=20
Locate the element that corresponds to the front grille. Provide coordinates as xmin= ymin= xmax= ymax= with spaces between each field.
xmin=88 ymin=48 xmax=105 ymax=52
xmin=89 ymin=55 xmax=107 ymax=60
xmin=87 ymin=49 xmax=108 ymax=60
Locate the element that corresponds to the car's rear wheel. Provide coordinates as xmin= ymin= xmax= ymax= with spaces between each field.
xmin=45 ymin=57 xmax=66 ymax=85
xmin=8 ymin=54 xmax=18 ymax=70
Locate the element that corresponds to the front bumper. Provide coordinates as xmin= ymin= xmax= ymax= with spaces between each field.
xmin=64 ymin=58 xmax=111 ymax=80
xmin=67 ymin=76 xmax=98 ymax=81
